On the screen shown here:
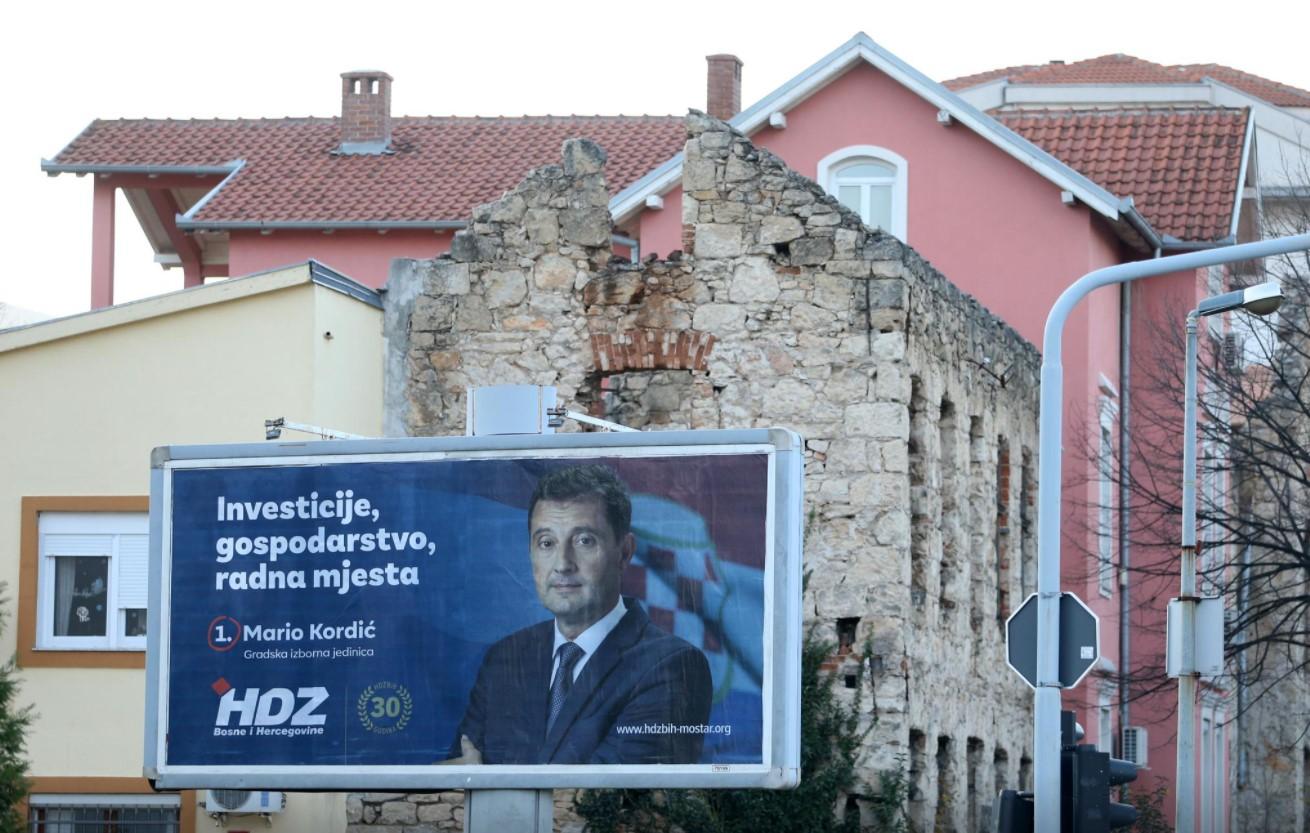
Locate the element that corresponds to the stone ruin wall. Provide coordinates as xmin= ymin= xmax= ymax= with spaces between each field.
xmin=368 ymin=113 xmax=1042 ymax=832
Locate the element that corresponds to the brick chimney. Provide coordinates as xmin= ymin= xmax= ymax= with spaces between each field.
xmin=706 ymin=54 xmax=742 ymax=121
xmin=339 ymin=70 xmax=393 ymax=154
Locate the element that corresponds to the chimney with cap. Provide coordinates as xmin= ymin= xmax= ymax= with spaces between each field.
xmin=339 ymin=70 xmax=393 ymax=155
xmin=706 ymin=54 xmax=742 ymax=121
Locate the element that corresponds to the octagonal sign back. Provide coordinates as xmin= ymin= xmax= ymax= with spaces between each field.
xmin=1005 ymin=591 xmax=1100 ymax=689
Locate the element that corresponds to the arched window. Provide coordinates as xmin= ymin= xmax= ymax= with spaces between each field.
xmin=816 ymin=146 xmax=908 ymax=241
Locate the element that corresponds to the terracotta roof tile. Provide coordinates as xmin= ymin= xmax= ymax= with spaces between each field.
xmin=997 ymin=107 xmax=1249 ymax=241
xmin=945 ymin=54 xmax=1310 ymax=107
xmin=52 ymin=116 xmax=685 ymax=224
xmin=1175 ymin=64 xmax=1310 ymax=107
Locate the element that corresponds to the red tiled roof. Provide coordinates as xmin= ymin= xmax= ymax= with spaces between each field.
xmin=1176 ymin=64 xmax=1310 ymax=108
xmin=946 ymin=54 xmax=1310 ymax=107
xmin=998 ymin=108 xmax=1249 ymax=241
xmin=51 ymin=116 xmax=685 ymax=224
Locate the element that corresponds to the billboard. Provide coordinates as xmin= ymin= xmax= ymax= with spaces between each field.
xmin=145 ymin=429 xmax=803 ymax=789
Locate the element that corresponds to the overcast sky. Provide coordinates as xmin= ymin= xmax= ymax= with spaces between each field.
xmin=3 ymin=0 xmax=1308 ymax=317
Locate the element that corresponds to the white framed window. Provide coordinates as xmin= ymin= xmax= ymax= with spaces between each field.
xmin=817 ymin=145 xmax=908 ymax=241
xmin=28 ymin=793 xmax=180 ymax=832
xmin=37 ymin=512 xmax=148 ymax=651
xmin=1097 ymin=396 xmax=1118 ymax=597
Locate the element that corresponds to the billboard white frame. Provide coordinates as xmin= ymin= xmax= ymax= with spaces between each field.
xmin=144 ymin=428 xmax=803 ymax=790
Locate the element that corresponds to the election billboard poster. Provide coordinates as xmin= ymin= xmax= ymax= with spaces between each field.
xmin=145 ymin=429 xmax=803 ymax=790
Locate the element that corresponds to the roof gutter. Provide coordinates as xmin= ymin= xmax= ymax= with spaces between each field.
xmin=1117 ymin=197 xmax=1164 ymax=252
xmin=175 ymin=219 xmax=469 ymax=232
xmin=40 ymin=161 xmax=241 ymax=177
xmin=1158 ymin=234 xmax=1236 ymax=253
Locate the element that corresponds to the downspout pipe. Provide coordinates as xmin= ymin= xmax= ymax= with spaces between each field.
xmin=1032 ymin=231 xmax=1310 ymax=832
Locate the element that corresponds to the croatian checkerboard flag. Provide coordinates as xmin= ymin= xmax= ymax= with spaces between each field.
xmin=624 ymin=492 xmax=766 ymax=764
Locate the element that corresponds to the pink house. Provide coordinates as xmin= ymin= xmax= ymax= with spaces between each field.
xmin=43 ymin=32 xmax=1302 ymax=832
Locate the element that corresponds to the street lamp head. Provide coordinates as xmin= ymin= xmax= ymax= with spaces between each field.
xmin=1241 ymin=281 xmax=1283 ymax=316
xmin=1195 ymin=281 xmax=1283 ymax=318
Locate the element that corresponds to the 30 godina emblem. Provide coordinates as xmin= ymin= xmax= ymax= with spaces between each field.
xmin=356 ymin=681 xmax=413 ymax=735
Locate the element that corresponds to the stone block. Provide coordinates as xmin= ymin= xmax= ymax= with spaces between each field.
xmin=729 ymin=257 xmax=780 ymax=303
xmin=411 ymin=295 xmax=455 ymax=331
xmin=871 ymin=332 xmax=906 ymax=362
xmin=790 ymin=303 xmax=836 ymax=332
xmin=758 ymin=215 xmax=804 ymax=245
xmin=523 ymin=209 xmax=559 ymax=245
xmin=582 ymin=274 xmax=645 ymax=306
xmin=533 ymin=253 xmax=576 ymax=290
xmin=769 ymin=377 xmax=817 ymax=416
xmin=562 ymin=138 xmax=607 ymax=176
xmin=487 ymin=193 xmax=526 ymax=224
xmin=454 ymin=296 xmax=492 ymax=331
xmin=845 ymin=402 xmax=908 ymax=439
xmin=712 ymin=201 xmax=750 ymax=223
xmin=417 ymin=803 xmax=455 ymax=823
xmin=812 ymin=273 xmax=853 ymax=312
xmin=449 ymin=231 xmax=499 ymax=263
xmin=791 ymin=237 xmax=835 ymax=265
xmin=692 ymin=304 xmax=746 ymax=333
xmin=424 ymin=263 xmax=471 ymax=299
xmin=560 ymin=208 xmax=611 ymax=248
xmin=694 ymin=224 xmax=744 ymax=258
xmin=724 ymin=154 xmax=756 ymax=182
xmin=378 ymin=802 xmax=418 ymax=825
xmin=482 ymin=270 xmax=528 ymax=309
xmin=868 ymin=278 xmax=908 ymax=309
xmin=684 ymin=159 xmax=719 ymax=191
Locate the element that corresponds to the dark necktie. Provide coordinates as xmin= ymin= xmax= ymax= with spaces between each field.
xmin=547 ymin=642 xmax=585 ymax=734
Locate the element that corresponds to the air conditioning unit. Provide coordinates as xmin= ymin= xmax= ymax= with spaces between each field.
xmin=1222 ymin=333 xmax=1246 ymax=372
xmin=1121 ymin=726 xmax=1148 ymax=767
xmin=204 ymin=790 xmax=285 ymax=814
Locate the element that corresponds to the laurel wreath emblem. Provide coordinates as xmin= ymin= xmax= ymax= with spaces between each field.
xmin=356 ymin=681 xmax=414 ymax=735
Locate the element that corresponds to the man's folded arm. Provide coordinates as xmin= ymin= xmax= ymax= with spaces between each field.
xmin=589 ymin=645 xmax=713 ymax=765
xmin=448 ymin=660 xmax=490 ymax=761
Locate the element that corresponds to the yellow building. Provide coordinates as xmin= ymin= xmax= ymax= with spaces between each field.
xmin=0 ymin=262 xmax=383 ymax=833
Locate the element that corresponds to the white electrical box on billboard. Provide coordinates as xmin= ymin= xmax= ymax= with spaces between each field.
xmin=144 ymin=429 xmax=804 ymax=790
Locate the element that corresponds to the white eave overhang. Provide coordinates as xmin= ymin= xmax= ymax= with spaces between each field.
xmin=610 ymin=32 xmax=1144 ymax=239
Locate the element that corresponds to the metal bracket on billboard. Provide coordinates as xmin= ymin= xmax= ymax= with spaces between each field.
xmin=263 ymin=417 xmax=369 ymax=441
xmin=546 ymin=407 xmax=638 ymax=433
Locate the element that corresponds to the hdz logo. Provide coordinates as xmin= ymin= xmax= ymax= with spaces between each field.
xmin=211 ymin=677 xmax=329 ymax=738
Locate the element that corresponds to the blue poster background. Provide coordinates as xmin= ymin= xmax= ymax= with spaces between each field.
xmin=166 ymin=453 xmax=768 ymax=767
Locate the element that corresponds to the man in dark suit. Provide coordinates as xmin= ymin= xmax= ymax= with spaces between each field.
xmin=447 ymin=464 xmax=712 ymax=764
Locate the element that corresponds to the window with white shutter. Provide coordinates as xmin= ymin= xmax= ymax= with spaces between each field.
xmin=37 ymin=512 xmax=148 ymax=650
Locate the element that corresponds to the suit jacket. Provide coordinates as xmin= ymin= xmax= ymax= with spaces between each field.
xmin=454 ymin=600 xmax=712 ymax=764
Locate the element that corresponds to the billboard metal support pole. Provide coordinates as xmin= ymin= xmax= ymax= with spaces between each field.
xmin=1033 ymin=232 xmax=1310 ymax=832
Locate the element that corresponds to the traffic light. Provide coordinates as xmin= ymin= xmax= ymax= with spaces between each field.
xmin=993 ymin=789 xmax=1033 ymax=833
xmin=1057 ymin=710 xmax=1139 ymax=833
xmin=994 ymin=712 xmax=1137 ymax=833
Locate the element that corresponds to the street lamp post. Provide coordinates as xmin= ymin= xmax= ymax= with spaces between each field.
xmin=1175 ymin=282 xmax=1283 ymax=833
xmin=1033 ymin=234 xmax=1309 ymax=833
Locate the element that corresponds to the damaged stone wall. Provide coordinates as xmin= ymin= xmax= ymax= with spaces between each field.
xmin=369 ymin=113 xmax=1041 ymax=832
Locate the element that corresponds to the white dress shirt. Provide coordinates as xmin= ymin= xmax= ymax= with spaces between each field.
xmin=550 ymin=597 xmax=627 ymax=685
